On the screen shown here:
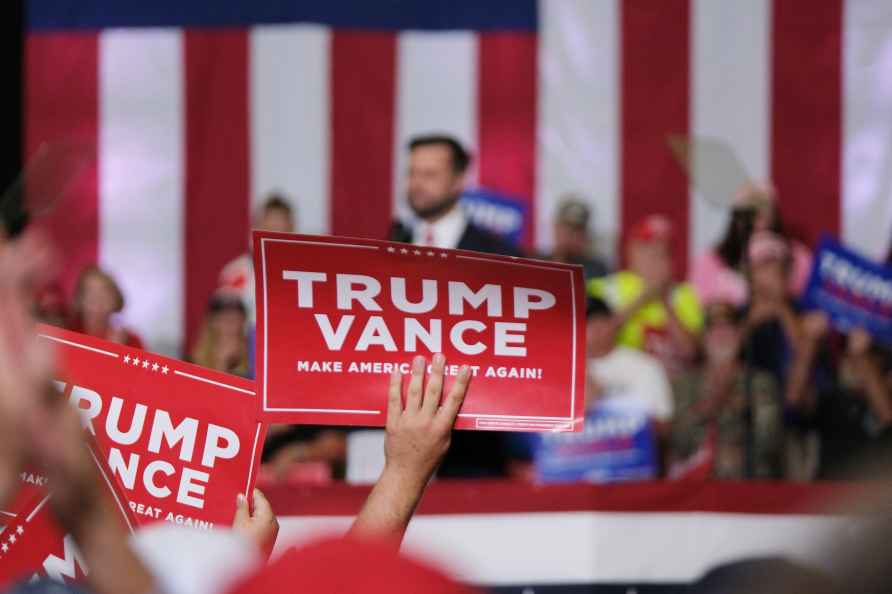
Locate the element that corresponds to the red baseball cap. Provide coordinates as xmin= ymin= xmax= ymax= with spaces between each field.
xmin=227 ymin=537 xmax=480 ymax=594
xmin=629 ymin=215 xmax=674 ymax=243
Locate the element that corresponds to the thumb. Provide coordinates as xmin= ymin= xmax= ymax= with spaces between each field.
xmin=233 ymin=492 xmax=250 ymax=525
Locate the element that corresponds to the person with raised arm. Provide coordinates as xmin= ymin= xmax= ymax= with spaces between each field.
xmin=0 ymin=233 xmax=472 ymax=592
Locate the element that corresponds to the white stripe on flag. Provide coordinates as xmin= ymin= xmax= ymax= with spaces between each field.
xmin=99 ymin=29 xmax=184 ymax=355
xmin=393 ymin=32 xmax=479 ymax=220
xmin=689 ymin=0 xmax=771 ymax=265
xmin=843 ymin=0 xmax=892 ymax=260
xmin=251 ymin=25 xmax=331 ymax=235
xmin=535 ymin=0 xmax=620 ymax=263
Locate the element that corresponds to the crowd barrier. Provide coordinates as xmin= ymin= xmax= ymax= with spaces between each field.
xmin=264 ymin=480 xmax=866 ymax=593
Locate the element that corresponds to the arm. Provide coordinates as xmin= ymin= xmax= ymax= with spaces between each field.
xmin=349 ymin=354 xmax=471 ymax=547
xmin=848 ymin=329 xmax=892 ymax=426
xmin=785 ymin=311 xmax=828 ymax=411
xmin=0 ymin=234 xmax=154 ymax=594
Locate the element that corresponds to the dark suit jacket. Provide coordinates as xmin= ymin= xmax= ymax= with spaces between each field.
xmin=388 ymin=218 xmax=523 ymax=477
xmin=388 ymin=220 xmax=524 ymax=258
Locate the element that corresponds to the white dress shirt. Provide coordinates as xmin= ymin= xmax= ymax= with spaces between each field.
xmin=412 ymin=205 xmax=468 ymax=250
xmin=589 ymin=347 xmax=674 ymax=421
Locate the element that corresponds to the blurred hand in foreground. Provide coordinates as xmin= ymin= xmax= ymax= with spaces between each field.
xmin=233 ymin=488 xmax=280 ymax=560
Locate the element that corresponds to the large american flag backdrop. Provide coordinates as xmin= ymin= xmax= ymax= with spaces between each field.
xmin=25 ymin=0 xmax=892 ymax=356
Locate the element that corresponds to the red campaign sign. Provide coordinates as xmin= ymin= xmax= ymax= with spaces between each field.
xmin=37 ymin=325 xmax=266 ymax=530
xmin=0 ymin=461 xmax=136 ymax=587
xmin=253 ymin=232 xmax=586 ymax=432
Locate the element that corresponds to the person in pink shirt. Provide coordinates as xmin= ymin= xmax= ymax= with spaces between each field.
xmin=691 ymin=181 xmax=813 ymax=307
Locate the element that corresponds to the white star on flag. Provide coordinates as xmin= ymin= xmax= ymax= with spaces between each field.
xmin=15 ymin=526 xmax=23 ymax=535
xmin=133 ymin=357 xmax=141 ymax=366
xmin=2 ymin=543 xmax=7 ymax=553
xmin=161 ymin=366 xmax=169 ymax=375
xmin=152 ymin=363 xmax=159 ymax=372
xmin=400 ymin=248 xmax=408 ymax=254
xmin=440 ymin=253 xmax=447 ymax=258
xmin=386 ymin=247 xmax=395 ymax=253
xmin=9 ymin=534 xmax=16 ymax=544
xmin=413 ymin=250 xmax=421 ymax=255
xmin=123 ymin=355 xmax=131 ymax=364
xmin=427 ymin=251 xmax=434 ymax=256
xmin=142 ymin=361 xmax=150 ymax=369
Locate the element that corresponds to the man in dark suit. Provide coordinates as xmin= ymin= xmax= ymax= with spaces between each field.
xmin=388 ymin=134 xmax=521 ymax=477
xmin=388 ymin=134 xmax=522 ymax=257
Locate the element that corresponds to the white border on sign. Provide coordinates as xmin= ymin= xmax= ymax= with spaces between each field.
xmin=26 ymin=494 xmax=52 ymax=523
xmin=245 ymin=422 xmax=263 ymax=496
xmin=39 ymin=333 xmax=119 ymax=358
xmin=260 ymin=237 xmax=579 ymax=422
xmin=174 ymin=370 xmax=256 ymax=396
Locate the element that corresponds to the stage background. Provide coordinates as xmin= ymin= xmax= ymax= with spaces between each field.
xmin=24 ymin=0 xmax=892 ymax=355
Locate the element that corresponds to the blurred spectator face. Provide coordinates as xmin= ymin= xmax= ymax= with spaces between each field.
xmin=407 ymin=144 xmax=464 ymax=219
xmin=627 ymin=216 xmax=674 ymax=286
xmin=80 ymin=271 xmax=120 ymax=322
xmin=704 ymin=304 xmax=741 ymax=364
xmin=553 ymin=198 xmax=591 ymax=259
xmin=586 ymin=315 xmax=615 ymax=358
xmin=629 ymin=239 xmax=673 ymax=286
xmin=212 ymin=306 xmax=246 ymax=340
xmin=553 ymin=222 xmax=588 ymax=258
xmin=747 ymin=231 xmax=789 ymax=301
xmin=257 ymin=206 xmax=294 ymax=234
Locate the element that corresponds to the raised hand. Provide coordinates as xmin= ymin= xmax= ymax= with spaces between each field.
xmin=350 ymin=354 xmax=471 ymax=546
xmin=384 ymin=354 xmax=470 ymax=488
xmin=233 ymin=488 xmax=280 ymax=560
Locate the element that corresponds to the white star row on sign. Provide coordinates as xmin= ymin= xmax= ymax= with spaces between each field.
xmin=122 ymin=354 xmax=169 ymax=374
xmin=386 ymin=246 xmax=447 ymax=258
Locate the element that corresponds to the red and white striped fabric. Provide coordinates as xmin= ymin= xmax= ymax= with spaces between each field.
xmin=25 ymin=0 xmax=892 ymax=355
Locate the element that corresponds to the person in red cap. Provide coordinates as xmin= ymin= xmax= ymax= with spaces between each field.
xmin=226 ymin=536 xmax=479 ymax=594
xmin=589 ymin=214 xmax=704 ymax=380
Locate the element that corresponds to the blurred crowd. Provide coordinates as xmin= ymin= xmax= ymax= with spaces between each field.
xmin=13 ymin=134 xmax=892 ymax=485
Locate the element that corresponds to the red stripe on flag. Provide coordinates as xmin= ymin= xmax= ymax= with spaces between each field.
xmin=478 ymin=33 xmax=538 ymax=249
xmin=24 ymin=33 xmax=99 ymax=298
xmin=183 ymin=30 xmax=251 ymax=353
xmin=620 ymin=1 xmax=691 ymax=276
xmin=330 ymin=32 xmax=396 ymax=239
xmin=771 ymin=0 xmax=842 ymax=246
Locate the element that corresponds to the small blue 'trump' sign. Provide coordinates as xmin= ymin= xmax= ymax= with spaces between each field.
xmin=802 ymin=236 xmax=892 ymax=346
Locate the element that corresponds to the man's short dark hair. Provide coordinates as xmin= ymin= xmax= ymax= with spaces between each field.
xmin=408 ymin=134 xmax=470 ymax=174
xmin=262 ymin=193 xmax=293 ymax=216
